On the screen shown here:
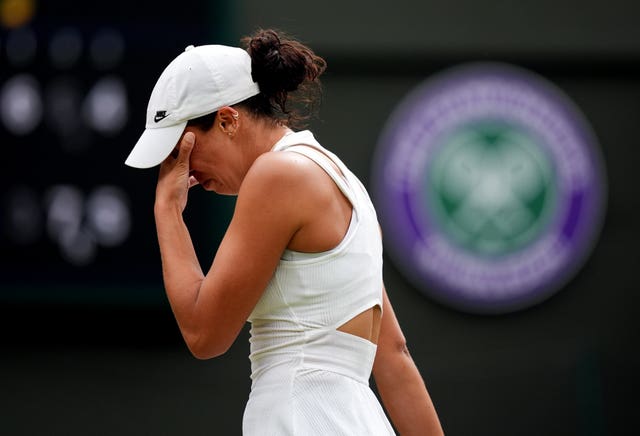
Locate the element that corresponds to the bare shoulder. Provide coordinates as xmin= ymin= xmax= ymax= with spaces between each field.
xmin=241 ymin=150 xmax=331 ymax=198
xmin=239 ymin=149 xmax=352 ymax=253
xmin=235 ymin=150 xmax=337 ymax=239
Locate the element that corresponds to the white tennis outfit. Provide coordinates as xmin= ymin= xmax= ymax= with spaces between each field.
xmin=242 ymin=130 xmax=396 ymax=435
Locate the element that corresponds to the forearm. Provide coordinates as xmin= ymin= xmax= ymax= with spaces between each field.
xmin=154 ymin=202 xmax=205 ymax=335
xmin=374 ymin=349 xmax=443 ymax=435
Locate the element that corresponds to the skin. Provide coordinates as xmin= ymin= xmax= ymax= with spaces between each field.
xmin=154 ymin=106 xmax=443 ymax=435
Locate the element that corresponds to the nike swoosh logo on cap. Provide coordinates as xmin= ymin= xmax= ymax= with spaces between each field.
xmin=154 ymin=111 xmax=169 ymax=122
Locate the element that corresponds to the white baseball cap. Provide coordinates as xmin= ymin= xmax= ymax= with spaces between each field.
xmin=125 ymin=44 xmax=260 ymax=168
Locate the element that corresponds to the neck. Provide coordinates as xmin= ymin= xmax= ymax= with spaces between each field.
xmin=231 ymin=119 xmax=292 ymax=185
xmin=245 ymin=121 xmax=292 ymax=160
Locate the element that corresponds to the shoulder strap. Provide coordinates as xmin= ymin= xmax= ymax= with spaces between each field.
xmin=285 ymin=145 xmax=359 ymax=211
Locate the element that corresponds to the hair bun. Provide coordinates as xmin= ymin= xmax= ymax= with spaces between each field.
xmin=247 ymin=30 xmax=311 ymax=94
xmin=241 ymin=29 xmax=326 ymax=128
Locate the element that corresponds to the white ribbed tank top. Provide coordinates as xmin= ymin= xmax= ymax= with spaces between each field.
xmin=243 ymin=130 xmax=394 ymax=435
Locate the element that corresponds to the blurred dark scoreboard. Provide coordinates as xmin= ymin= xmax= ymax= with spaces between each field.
xmin=0 ymin=0 xmax=233 ymax=304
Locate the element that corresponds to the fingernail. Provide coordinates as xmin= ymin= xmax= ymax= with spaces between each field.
xmin=184 ymin=132 xmax=195 ymax=145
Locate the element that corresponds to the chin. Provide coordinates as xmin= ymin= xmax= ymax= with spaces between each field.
xmin=204 ymin=180 xmax=237 ymax=196
xmin=212 ymin=187 xmax=239 ymax=196
xmin=212 ymin=187 xmax=238 ymax=197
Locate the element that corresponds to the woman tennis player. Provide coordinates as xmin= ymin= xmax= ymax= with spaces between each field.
xmin=125 ymin=28 xmax=443 ymax=435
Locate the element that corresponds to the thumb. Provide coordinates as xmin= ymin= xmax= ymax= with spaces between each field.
xmin=178 ymin=132 xmax=195 ymax=163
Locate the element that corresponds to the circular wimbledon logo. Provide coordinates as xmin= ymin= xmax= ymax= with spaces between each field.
xmin=372 ymin=63 xmax=606 ymax=314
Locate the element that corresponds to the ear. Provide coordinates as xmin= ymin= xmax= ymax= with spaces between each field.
xmin=217 ymin=106 xmax=240 ymax=135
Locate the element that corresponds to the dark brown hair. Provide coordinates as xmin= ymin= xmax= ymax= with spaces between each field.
xmin=187 ymin=29 xmax=326 ymax=131
xmin=239 ymin=28 xmax=326 ymax=128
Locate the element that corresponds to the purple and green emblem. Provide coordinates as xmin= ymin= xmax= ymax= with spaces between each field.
xmin=372 ymin=63 xmax=606 ymax=314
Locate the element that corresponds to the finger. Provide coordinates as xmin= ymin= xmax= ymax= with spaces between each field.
xmin=188 ymin=176 xmax=199 ymax=188
xmin=178 ymin=132 xmax=195 ymax=164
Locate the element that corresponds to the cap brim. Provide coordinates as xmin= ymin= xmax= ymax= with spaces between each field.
xmin=125 ymin=121 xmax=188 ymax=168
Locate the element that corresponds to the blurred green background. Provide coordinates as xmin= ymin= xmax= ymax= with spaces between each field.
xmin=1 ymin=0 xmax=639 ymax=434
